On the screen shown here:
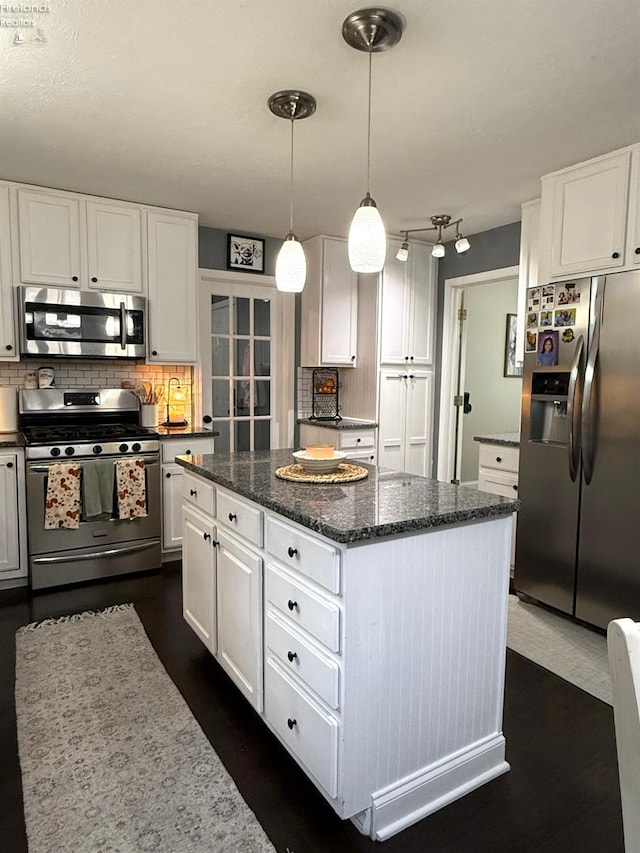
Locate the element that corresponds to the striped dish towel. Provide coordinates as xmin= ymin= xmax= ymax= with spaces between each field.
xmin=115 ymin=458 xmax=148 ymax=520
xmin=44 ymin=463 xmax=81 ymax=529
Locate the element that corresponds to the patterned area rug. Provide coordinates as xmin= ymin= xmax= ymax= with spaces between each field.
xmin=15 ymin=604 xmax=275 ymax=853
xmin=507 ymin=594 xmax=612 ymax=705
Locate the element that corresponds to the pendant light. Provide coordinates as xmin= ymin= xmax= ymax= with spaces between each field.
xmin=268 ymin=90 xmax=317 ymax=293
xmin=343 ymin=8 xmax=404 ymax=274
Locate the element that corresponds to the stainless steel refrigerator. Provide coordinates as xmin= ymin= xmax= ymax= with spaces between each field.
xmin=514 ymin=271 xmax=640 ymax=630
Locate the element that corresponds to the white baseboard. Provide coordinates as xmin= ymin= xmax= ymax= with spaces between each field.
xmin=366 ymin=734 xmax=509 ymax=841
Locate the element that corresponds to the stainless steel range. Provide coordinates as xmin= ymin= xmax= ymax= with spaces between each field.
xmin=20 ymin=388 xmax=161 ymax=590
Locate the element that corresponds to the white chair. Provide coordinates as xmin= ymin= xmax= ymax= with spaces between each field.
xmin=608 ymin=618 xmax=640 ymax=852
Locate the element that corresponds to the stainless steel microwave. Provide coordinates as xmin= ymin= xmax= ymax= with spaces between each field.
xmin=18 ymin=286 xmax=146 ymax=359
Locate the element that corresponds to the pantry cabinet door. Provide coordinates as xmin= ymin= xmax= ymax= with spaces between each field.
xmin=86 ymin=200 xmax=142 ymax=293
xmin=377 ymin=370 xmax=407 ymax=473
xmin=407 ymin=245 xmax=435 ymax=366
xmin=404 ymin=372 xmax=433 ymax=478
xmin=379 ymin=250 xmax=410 ymax=365
xmin=17 ymin=188 xmax=83 ymax=287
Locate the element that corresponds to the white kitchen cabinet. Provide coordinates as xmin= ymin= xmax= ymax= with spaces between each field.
xmin=298 ymin=423 xmax=377 ymax=465
xmin=161 ymin=436 xmax=215 ymax=553
xmin=16 ymin=187 xmax=144 ymax=292
xmin=85 ymin=200 xmax=142 ymax=292
xmin=182 ymin=501 xmax=217 ymax=653
xmin=515 ymin=199 xmax=541 ymax=366
xmin=0 ymin=451 xmax=27 ymax=585
xmin=377 ymin=369 xmax=433 ymax=477
xmin=301 ymin=236 xmax=358 ymax=367
xmin=0 ymin=186 xmax=18 ymax=361
xmin=538 ymin=146 xmax=636 ymax=281
xmin=477 ymin=442 xmax=519 ymax=572
xmin=217 ymin=528 xmax=263 ymax=712
xmin=147 ymin=210 xmax=198 ymax=364
xmin=628 ymin=148 xmax=640 ymax=267
xmin=380 ymin=240 xmax=436 ymax=366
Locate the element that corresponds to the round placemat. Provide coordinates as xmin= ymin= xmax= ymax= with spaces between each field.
xmin=275 ymin=463 xmax=369 ymax=484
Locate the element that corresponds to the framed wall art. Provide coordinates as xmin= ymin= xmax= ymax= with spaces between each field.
xmin=504 ymin=313 xmax=522 ymax=377
xmin=226 ymin=234 xmax=265 ymax=273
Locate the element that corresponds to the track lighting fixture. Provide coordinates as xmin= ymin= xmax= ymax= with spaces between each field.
xmin=395 ymin=215 xmax=471 ymax=261
xmin=343 ymin=8 xmax=404 ymax=274
xmin=268 ymin=89 xmax=317 ymax=293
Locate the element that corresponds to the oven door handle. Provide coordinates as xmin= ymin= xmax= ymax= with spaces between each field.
xmin=28 ymin=455 xmax=160 ymax=473
xmin=31 ymin=540 xmax=161 ymax=565
xmin=120 ymin=301 xmax=127 ymax=350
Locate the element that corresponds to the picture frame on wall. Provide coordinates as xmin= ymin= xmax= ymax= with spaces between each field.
xmin=226 ymin=234 xmax=265 ymax=273
xmin=504 ymin=313 xmax=522 ymax=377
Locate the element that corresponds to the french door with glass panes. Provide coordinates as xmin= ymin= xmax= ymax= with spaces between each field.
xmin=198 ymin=273 xmax=294 ymax=452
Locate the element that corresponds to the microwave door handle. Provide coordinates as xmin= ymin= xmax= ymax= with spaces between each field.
xmin=566 ymin=335 xmax=584 ymax=482
xmin=119 ymin=302 xmax=127 ymax=350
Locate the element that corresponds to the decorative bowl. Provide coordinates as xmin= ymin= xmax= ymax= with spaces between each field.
xmin=292 ymin=450 xmax=347 ymax=474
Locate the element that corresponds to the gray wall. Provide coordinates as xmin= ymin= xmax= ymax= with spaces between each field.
xmin=198 ymin=225 xmax=281 ymax=275
xmin=433 ymin=221 xmax=521 ymax=476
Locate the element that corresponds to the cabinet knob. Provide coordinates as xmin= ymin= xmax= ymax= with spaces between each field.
xmin=5 ymin=344 xmax=12 ymax=351
xmin=612 ymin=251 xmax=620 ymax=259
xmin=496 ymin=456 xmax=502 ymax=463
xmin=405 ymin=356 xmax=409 ymax=361
xmin=287 ymin=546 xmax=298 ymax=558
xmin=356 ymin=437 xmax=361 ymax=443
xmin=91 ymin=276 xmax=98 ymax=283
xmin=409 ymin=374 xmax=415 ymax=379
xmin=635 ymin=247 xmax=640 ymax=255
xmin=287 ymin=599 xmax=298 ymax=612
xmin=6 ymin=461 xmax=13 ymax=468
xmin=165 ymin=472 xmax=171 ymax=478
xmin=228 ymin=512 xmax=237 ymax=522
xmin=513 ymin=484 xmax=518 ymax=491
xmin=203 ymin=532 xmax=211 ymax=541
xmin=351 ymin=355 xmax=355 ymax=361
xmin=186 ymin=449 xmax=191 ymax=455
xmin=410 ymin=355 xmax=414 ymax=361
xmin=203 ymin=415 xmax=213 ymax=424
xmin=152 ymin=350 xmax=158 ymax=356
xmin=72 ymin=275 xmax=78 ymax=282
xmin=287 ymin=718 xmax=297 ymax=730
xmin=190 ymin=489 xmax=197 ymax=496
xmin=287 ymin=651 xmax=298 ymax=663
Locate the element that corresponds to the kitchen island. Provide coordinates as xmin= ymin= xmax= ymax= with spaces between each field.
xmin=176 ymin=449 xmax=519 ymax=841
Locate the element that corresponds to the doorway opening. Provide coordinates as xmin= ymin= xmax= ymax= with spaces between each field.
xmin=437 ymin=266 xmax=521 ymax=484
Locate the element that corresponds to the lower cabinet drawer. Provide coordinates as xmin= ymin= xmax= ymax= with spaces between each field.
xmin=266 ymin=564 xmax=340 ymax=652
xmin=339 ymin=429 xmax=375 ymax=450
xmin=478 ymin=443 xmax=519 ymax=474
xmin=266 ymin=608 xmax=340 ymax=709
xmin=162 ymin=436 xmax=214 ymax=462
xmin=478 ymin=469 xmax=519 ymax=499
xmin=265 ymin=657 xmax=339 ymax=799
xmin=217 ymin=488 xmax=263 ymax=548
xmin=266 ymin=515 xmax=340 ymax=594
xmin=182 ymin=472 xmax=215 ymax=516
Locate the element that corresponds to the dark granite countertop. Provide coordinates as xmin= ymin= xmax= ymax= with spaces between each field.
xmin=473 ymin=433 xmax=520 ymax=448
xmin=0 ymin=432 xmax=25 ymax=448
xmin=156 ymin=426 xmax=218 ymax=439
xmin=297 ymin=418 xmax=378 ymax=430
xmin=176 ymin=449 xmax=519 ymax=545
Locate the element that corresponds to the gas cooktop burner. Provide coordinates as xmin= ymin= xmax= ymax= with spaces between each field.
xmin=23 ymin=423 xmax=158 ymax=445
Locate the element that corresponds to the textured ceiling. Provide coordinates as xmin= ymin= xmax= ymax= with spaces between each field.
xmin=1 ymin=0 xmax=639 ymax=241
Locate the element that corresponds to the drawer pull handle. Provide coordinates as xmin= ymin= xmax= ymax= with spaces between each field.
xmin=287 ymin=717 xmax=297 ymax=730
xmin=190 ymin=489 xmax=197 ymax=497
xmin=287 ymin=651 xmax=298 ymax=662
xmin=287 ymin=599 xmax=298 ymax=612
xmin=287 ymin=546 xmax=298 ymax=558
xmin=203 ymin=532 xmax=211 ymax=541
xmin=495 ymin=456 xmax=502 ymax=463
xmin=228 ymin=512 xmax=237 ymax=522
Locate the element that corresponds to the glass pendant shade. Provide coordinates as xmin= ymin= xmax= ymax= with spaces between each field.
xmin=348 ymin=196 xmax=387 ymax=273
xmin=455 ymin=235 xmax=471 ymax=254
xmin=431 ymin=240 xmax=445 ymax=259
xmin=276 ymin=233 xmax=306 ymax=293
xmin=396 ymin=240 xmax=409 ymax=262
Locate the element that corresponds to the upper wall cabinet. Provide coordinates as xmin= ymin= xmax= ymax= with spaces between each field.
xmin=538 ymin=145 xmax=640 ymax=282
xmin=146 ymin=210 xmax=198 ymax=364
xmin=301 ymin=236 xmax=358 ymax=367
xmin=0 ymin=185 xmax=18 ymax=361
xmin=380 ymin=240 xmax=435 ymax=366
xmin=16 ymin=187 xmax=143 ymax=293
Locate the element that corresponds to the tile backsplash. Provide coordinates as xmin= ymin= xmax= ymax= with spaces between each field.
xmin=0 ymin=359 xmax=193 ymax=419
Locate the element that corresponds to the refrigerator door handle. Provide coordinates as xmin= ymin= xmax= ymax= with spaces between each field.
xmin=582 ymin=281 xmax=605 ymax=485
xmin=567 ymin=335 xmax=585 ymax=482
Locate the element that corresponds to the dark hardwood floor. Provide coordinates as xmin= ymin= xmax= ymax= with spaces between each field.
xmin=0 ymin=565 xmax=624 ymax=852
